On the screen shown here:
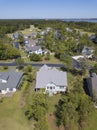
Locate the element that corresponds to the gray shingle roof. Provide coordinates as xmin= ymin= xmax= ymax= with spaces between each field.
xmin=0 ymin=70 xmax=23 ymax=90
xmin=0 ymin=73 xmax=9 ymax=81
xmin=36 ymin=65 xmax=67 ymax=89
xmin=25 ymin=45 xmax=41 ymax=52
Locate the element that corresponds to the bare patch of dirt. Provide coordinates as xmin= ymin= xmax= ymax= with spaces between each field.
xmin=19 ymin=97 xmax=25 ymax=108
xmin=48 ymin=113 xmax=64 ymax=130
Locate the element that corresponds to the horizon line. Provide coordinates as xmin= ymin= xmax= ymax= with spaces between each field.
xmin=0 ymin=18 xmax=97 ymax=20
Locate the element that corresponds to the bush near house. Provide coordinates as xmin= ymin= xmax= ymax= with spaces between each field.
xmin=29 ymin=53 xmax=42 ymax=61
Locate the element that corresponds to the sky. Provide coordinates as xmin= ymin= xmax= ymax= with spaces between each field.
xmin=0 ymin=0 xmax=97 ymax=19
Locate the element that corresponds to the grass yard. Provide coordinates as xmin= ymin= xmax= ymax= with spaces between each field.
xmin=20 ymin=25 xmax=40 ymax=35
xmin=47 ymin=94 xmax=61 ymax=113
xmin=30 ymin=55 xmax=62 ymax=64
xmin=85 ymin=110 xmax=97 ymax=130
xmin=47 ymin=94 xmax=63 ymax=130
xmin=41 ymin=55 xmax=62 ymax=64
xmin=0 ymin=91 xmax=33 ymax=130
xmin=20 ymin=47 xmax=30 ymax=62
xmin=75 ymin=28 xmax=94 ymax=36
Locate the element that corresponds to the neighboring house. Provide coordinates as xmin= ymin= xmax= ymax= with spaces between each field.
xmin=31 ymin=32 xmax=37 ymax=38
xmin=0 ymin=70 xmax=23 ymax=94
xmin=46 ymin=27 xmax=53 ymax=32
xmin=24 ymin=32 xmax=37 ymax=39
xmin=24 ymin=40 xmax=29 ymax=44
xmin=65 ymin=27 xmax=73 ymax=33
xmin=40 ymin=30 xmax=47 ymax=36
xmin=24 ymin=40 xmax=47 ymax=55
xmin=35 ymin=65 xmax=67 ymax=95
xmin=40 ymin=27 xmax=52 ymax=36
xmin=82 ymin=46 xmax=94 ymax=58
xmin=90 ymin=35 xmax=97 ymax=43
xmin=24 ymin=34 xmax=29 ymax=39
xmin=13 ymin=33 xmax=20 ymax=40
xmin=72 ymin=55 xmax=85 ymax=69
xmin=13 ymin=42 xmax=20 ymax=49
xmin=24 ymin=39 xmax=37 ymax=46
xmin=25 ymin=45 xmax=43 ymax=55
xmin=85 ymin=73 xmax=97 ymax=97
xmin=24 ymin=34 xmax=32 ymax=39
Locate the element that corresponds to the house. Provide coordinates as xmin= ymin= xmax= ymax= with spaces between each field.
xmin=24 ymin=39 xmax=37 ymax=45
xmin=0 ymin=70 xmax=23 ymax=94
xmin=46 ymin=27 xmax=53 ymax=32
xmin=31 ymin=32 xmax=37 ymax=38
xmin=13 ymin=42 xmax=20 ymax=49
xmin=24 ymin=39 xmax=37 ymax=46
xmin=85 ymin=73 xmax=97 ymax=97
xmin=82 ymin=46 xmax=94 ymax=58
xmin=65 ymin=27 xmax=73 ymax=33
xmin=72 ymin=55 xmax=85 ymax=69
xmin=13 ymin=33 xmax=20 ymax=40
xmin=90 ymin=35 xmax=97 ymax=43
xmin=35 ymin=65 xmax=67 ymax=95
xmin=24 ymin=34 xmax=33 ymax=39
xmin=26 ymin=45 xmax=43 ymax=55
xmin=24 ymin=40 xmax=47 ymax=55
xmin=40 ymin=30 xmax=47 ymax=36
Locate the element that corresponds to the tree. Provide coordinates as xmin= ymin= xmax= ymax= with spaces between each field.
xmin=55 ymin=78 xmax=94 ymax=130
xmin=78 ymin=95 xmax=94 ymax=129
xmin=93 ymin=63 xmax=97 ymax=74
xmin=45 ymin=52 xmax=50 ymax=60
xmin=0 ymin=43 xmax=20 ymax=60
xmin=30 ymin=53 xmax=42 ymax=61
xmin=26 ymin=65 xmax=32 ymax=72
xmin=18 ymin=34 xmax=24 ymax=44
xmin=27 ymin=74 xmax=33 ymax=82
xmin=16 ymin=57 xmax=24 ymax=69
xmin=34 ymin=117 xmax=48 ymax=130
xmin=25 ymin=93 xmax=48 ymax=121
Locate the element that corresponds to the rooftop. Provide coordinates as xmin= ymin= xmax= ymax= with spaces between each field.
xmin=36 ymin=65 xmax=67 ymax=89
xmin=0 ymin=70 xmax=23 ymax=90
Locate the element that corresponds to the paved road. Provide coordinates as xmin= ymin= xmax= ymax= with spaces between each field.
xmin=0 ymin=62 xmax=64 ymax=68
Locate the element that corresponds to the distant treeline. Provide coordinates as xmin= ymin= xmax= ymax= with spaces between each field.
xmin=0 ymin=19 xmax=97 ymax=35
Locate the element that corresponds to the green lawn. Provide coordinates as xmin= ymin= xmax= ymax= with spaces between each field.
xmin=75 ymin=28 xmax=94 ymax=36
xmin=20 ymin=47 xmax=30 ymax=62
xmin=85 ymin=111 xmax=97 ymax=130
xmin=47 ymin=94 xmax=61 ymax=113
xmin=0 ymin=91 xmax=33 ymax=130
xmin=41 ymin=55 xmax=62 ymax=64
xmin=30 ymin=55 xmax=62 ymax=64
xmin=19 ymin=25 xmax=40 ymax=35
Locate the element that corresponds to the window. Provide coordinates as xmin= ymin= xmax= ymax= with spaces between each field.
xmin=50 ymin=86 xmax=52 ymax=90
xmin=47 ymin=86 xmax=55 ymax=89
xmin=60 ymin=86 xmax=64 ymax=89
xmin=9 ymin=88 xmax=13 ymax=91
xmin=47 ymin=86 xmax=49 ymax=89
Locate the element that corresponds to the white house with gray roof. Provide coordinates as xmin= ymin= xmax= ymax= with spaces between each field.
xmin=35 ymin=65 xmax=67 ymax=94
xmin=0 ymin=70 xmax=23 ymax=94
xmin=24 ymin=39 xmax=47 ymax=55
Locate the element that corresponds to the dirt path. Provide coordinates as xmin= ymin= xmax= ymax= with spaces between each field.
xmin=48 ymin=113 xmax=64 ymax=130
